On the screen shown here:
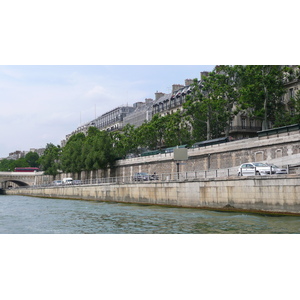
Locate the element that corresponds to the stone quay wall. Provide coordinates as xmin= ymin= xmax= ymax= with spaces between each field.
xmin=112 ymin=130 xmax=300 ymax=179
xmin=5 ymin=175 xmax=300 ymax=215
xmin=48 ymin=130 xmax=300 ymax=185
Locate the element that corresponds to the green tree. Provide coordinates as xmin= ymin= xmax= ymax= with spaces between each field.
xmin=0 ymin=159 xmax=15 ymax=171
xmin=164 ymin=111 xmax=191 ymax=147
xmin=39 ymin=143 xmax=61 ymax=176
xmin=210 ymin=65 xmax=241 ymax=136
xmin=135 ymin=114 xmax=168 ymax=150
xmin=184 ymin=76 xmax=228 ymax=141
xmin=25 ymin=151 xmax=40 ymax=167
xmin=111 ymin=124 xmax=139 ymax=158
xmin=274 ymin=89 xmax=300 ymax=126
xmin=60 ymin=133 xmax=86 ymax=173
xmin=238 ymin=65 xmax=286 ymax=130
xmin=183 ymin=82 xmax=208 ymax=142
xmin=82 ymin=127 xmax=117 ymax=171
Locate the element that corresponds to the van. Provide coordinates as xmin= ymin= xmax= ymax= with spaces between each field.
xmin=62 ymin=178 xmax=73 ymax=185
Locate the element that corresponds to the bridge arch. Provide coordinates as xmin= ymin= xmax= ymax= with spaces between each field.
xmin=1 ymin=179 xmax=29 ymax=188
xmin=0 ymin=171 xmax=44 ymax=189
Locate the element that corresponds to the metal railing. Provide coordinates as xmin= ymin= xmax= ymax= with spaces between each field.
xmin=7 ymin=167 xmax=275 ymax=190
xmin=8 ymin=165 xmax=292 ymax=190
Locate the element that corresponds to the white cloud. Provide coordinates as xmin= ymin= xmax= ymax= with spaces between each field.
xmin=0 ymin=65 xmax=215 ymax=158
xmin=85 ymin=85 xmax=106 ymax=99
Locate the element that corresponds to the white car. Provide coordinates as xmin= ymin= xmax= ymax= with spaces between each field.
xmin=238 ymin=162 xmax=276 ymax=176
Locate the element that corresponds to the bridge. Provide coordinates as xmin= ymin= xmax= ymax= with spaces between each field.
xmin=0 ymin=171 xmax=44 ymax=189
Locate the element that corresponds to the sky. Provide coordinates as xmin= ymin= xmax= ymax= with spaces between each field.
xmin=1 ymin=1 xmax=296 ymax=158
xmin=0 ymin=65 xmax=214 ymax=158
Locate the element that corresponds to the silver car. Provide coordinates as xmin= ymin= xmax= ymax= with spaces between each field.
xmin=266 ymin=164 xmax=288 ymax=174
xmin=133 ymin=172 xmax=150 ymax=181
xmin=238 ymin=162 xmax=276 ymax=176
xmin=52 ymin=180 xmax=62 ymax=185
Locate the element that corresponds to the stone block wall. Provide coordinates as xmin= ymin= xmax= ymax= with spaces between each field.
xmin=51 ymin=131 xmax=300 ymax=183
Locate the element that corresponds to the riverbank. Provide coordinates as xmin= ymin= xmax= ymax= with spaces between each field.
xmin=5 ymin=175 xmax=300 ymax=216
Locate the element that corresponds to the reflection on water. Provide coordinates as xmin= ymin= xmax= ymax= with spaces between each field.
xmin=1 ymin=195 xmax=300 ymax=233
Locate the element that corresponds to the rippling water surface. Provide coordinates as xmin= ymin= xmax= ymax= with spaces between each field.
xmin=1 ymin=195 xmax=300 ymax=233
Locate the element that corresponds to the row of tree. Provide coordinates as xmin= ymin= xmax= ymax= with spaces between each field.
xmin=3 ymin=65 xmax=300 ymax=175
xmin=0 ymin=152 xmax=39 ymax=171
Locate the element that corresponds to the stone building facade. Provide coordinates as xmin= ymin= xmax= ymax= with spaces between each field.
xmin=62 ymin=66 xmax=300 ymax=146
xmin=92 ymin=105 xmax=135 ymax=132
xmin=123 ymin=99 xmax=153 ymax=128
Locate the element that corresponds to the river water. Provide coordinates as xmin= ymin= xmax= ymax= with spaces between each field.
xmin=1 ymin=195 xmax=300 ymax=233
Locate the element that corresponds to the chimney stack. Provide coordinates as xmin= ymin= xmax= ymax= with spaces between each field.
xmin=201 ymin=71 xmax=209 ymax=80
xmin=185 ymin=79 xmax=193 ymax=86
xmin=172 ymin=84 xmax=184 ymax=93
xmin=155 ymin=91 xmax=165 ymax=101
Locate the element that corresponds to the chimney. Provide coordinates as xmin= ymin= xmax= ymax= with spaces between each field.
xmin=155 ymin=92 xmax=165 ymax=101
xmin=185 ymin=79 xmax=193 ymax=86
xmin=201 ymin=71 xmax=209 ymax=80
xmin=145 ymin=98 xmax=153 ymax=105
xmin=172 ymin=84 xmax=184 ymax=93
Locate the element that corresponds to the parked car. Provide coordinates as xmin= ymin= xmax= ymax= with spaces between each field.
xmin=237 ymin=162 xmax=276 ymax=176
xmin=72 ymin=180 xmax=82 ymax=185
xmin=265 ymin=164 xmax=288 ymax=174
xmin=52 ymin=180 xmax=62 ymax=185
xmin=62 ymin=177 xmax=73 ymax=185
xmin=133 ymin=172 xmax=150 ymax=181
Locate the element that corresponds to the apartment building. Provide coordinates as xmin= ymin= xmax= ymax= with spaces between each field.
xmin=152 ymin=79 xmax=194 ymax=117
xmin=93 ymin=105 xmax=135 ymax=132
xmin=123 ymin=99 xmax=153 ymax=128
xmin=283 ymin=65 xmax=300 ymax=114
xmin=62 ymin=66 xmax=300 ymax=146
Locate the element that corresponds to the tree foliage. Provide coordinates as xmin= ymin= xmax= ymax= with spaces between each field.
xmin=238 ymin=65 xmax=286 ymax=130
xmin=82 ymin=127 xmax=116 ymax=171
xmin=184 ymin=66 xmax=240 ymax=141
xmin=0 ymin=151 xmax=40 ymax=171
xmin=52 ymin=127 xmax=117 ymax=174
xmin=38 ymin=143 xmax=61 ymax=176
xmin=25 ymin=151 xmax=40 ymax=167
xmin=60 ymin=133 xmax=86 ymax=173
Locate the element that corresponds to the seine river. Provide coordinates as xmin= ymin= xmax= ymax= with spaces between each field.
xmin=1 ymin=195 xmax=300 ymax=233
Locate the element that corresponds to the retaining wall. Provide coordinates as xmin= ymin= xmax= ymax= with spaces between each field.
xmin=6 ymin=175 xmax=300 ymax=215
xmin=50 ymin=130 xmax=300 ymax=184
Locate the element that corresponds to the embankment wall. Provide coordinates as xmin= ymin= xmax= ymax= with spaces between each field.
xmin=6 ymin=175 xmax=300 ymax=215
xmin=49 ymin=130 xmax=300 ymax=184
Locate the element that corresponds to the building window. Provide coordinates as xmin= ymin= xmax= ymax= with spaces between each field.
xmin=250 ymin=119 xmax=254 ymax=129
xmin=289 ymin=88 xmax=294 ymax=99
xmin=241 ymin=118 xmax=246 ymax=129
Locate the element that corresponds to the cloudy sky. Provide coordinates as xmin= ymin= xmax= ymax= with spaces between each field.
xmin=0 ymin=65 xmax=214 ymax=158
xmin=0 ymin=0 xmax=293 ymax=159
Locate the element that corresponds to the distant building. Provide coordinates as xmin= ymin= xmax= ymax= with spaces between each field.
xmin=123 ymin=99 xmax=153 ymax=128
xmin=93 ymin=105 xmax=135 ymax=132
xmin=282 ymin=65 xmax=300 ymax=114
xmin=5 ymin=148 xmax=45 ymax=160
xmin=7 ymin=150 xmax=25 ymax=160
xmin=152 ymin=79 xmax=194 ymax=117
xmin=63 ymin=98 xmax=154 ymax=145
